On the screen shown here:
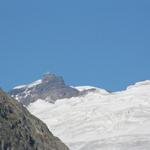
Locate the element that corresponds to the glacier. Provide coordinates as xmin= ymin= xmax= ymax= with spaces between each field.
xmin=26 ymin=80 xmax=150 ymax=150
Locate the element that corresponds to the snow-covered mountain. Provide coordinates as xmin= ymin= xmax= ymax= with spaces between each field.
xmin=10 ymin=75 xmax=150 ymax=150
xmin=10 ymin=73 xmax=80 ymax=105
xmin=10 ymin=73 xmax=95 ymax=106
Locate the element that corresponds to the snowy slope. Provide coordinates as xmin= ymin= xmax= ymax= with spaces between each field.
xmin=13 ymin=79 xmax=42 ymax=89
xmin=27 ymin=81 xmax=150 ymax=150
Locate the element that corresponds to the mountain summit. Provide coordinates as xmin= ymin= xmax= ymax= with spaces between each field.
xmin=10 ymin=74 xmax=150 ymax=150
xmin=10 ymin=73 xmax=80 ymax=105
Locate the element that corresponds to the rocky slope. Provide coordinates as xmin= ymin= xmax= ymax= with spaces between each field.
xmin=10 ymin=73 xmax=80 ymax=106
xmin=10 ymin=73 xmax=95 ymax=106
xmin=0 ymin=89 xmax=69 ymax=150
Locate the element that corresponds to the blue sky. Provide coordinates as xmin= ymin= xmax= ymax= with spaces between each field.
xmin=0 ymin=0 xmax=150 ymax=91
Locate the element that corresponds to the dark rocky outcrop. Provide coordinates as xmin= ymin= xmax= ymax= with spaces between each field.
xmin=9 ymin=74 xmax=80 ymax=106
xmin=9 ymin=73 xmax=98 ymax=106
xmin=0 ymin=89 xmax=69 ymax=150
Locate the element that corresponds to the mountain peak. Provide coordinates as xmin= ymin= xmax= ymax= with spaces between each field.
xmin=10 ymin=73 xmax=79 ymax=106
xmin=42 ymin=73 xmax=65 ymax=86
xmin=42 ymin=73 xmax=63 ymax=81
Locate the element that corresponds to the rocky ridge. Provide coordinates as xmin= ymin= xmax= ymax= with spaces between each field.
xmin=10 ymin=73 xmax=96 ymax=106
xmin=0 ymin=88 xmax=69 ymax=150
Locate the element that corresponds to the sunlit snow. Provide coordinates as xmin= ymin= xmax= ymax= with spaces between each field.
xmin=28 ymin=81 xmax=150 ymax=150
xmin=13 ymin=79 xmax=42 ymax=89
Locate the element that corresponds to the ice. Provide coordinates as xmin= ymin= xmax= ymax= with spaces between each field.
xmin=13 ymin=79 xmax=42 ymax=90
xmin=13 ymin=84 xmax=27 ymax=89
xmin=27 ymin=79 xmax=42 ymax=88
xmin=28 ymin=80 xmax=150 ymax=150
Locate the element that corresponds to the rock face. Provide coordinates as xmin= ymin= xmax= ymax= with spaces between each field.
xmin=0 ymin=89 xmax=69 ymax=150
xmin=10 ymin=73 xmax=80 ymax=106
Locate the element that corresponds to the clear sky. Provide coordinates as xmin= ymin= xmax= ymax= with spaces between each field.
xmin=0 ymin=0 xmax=150 ymax=91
